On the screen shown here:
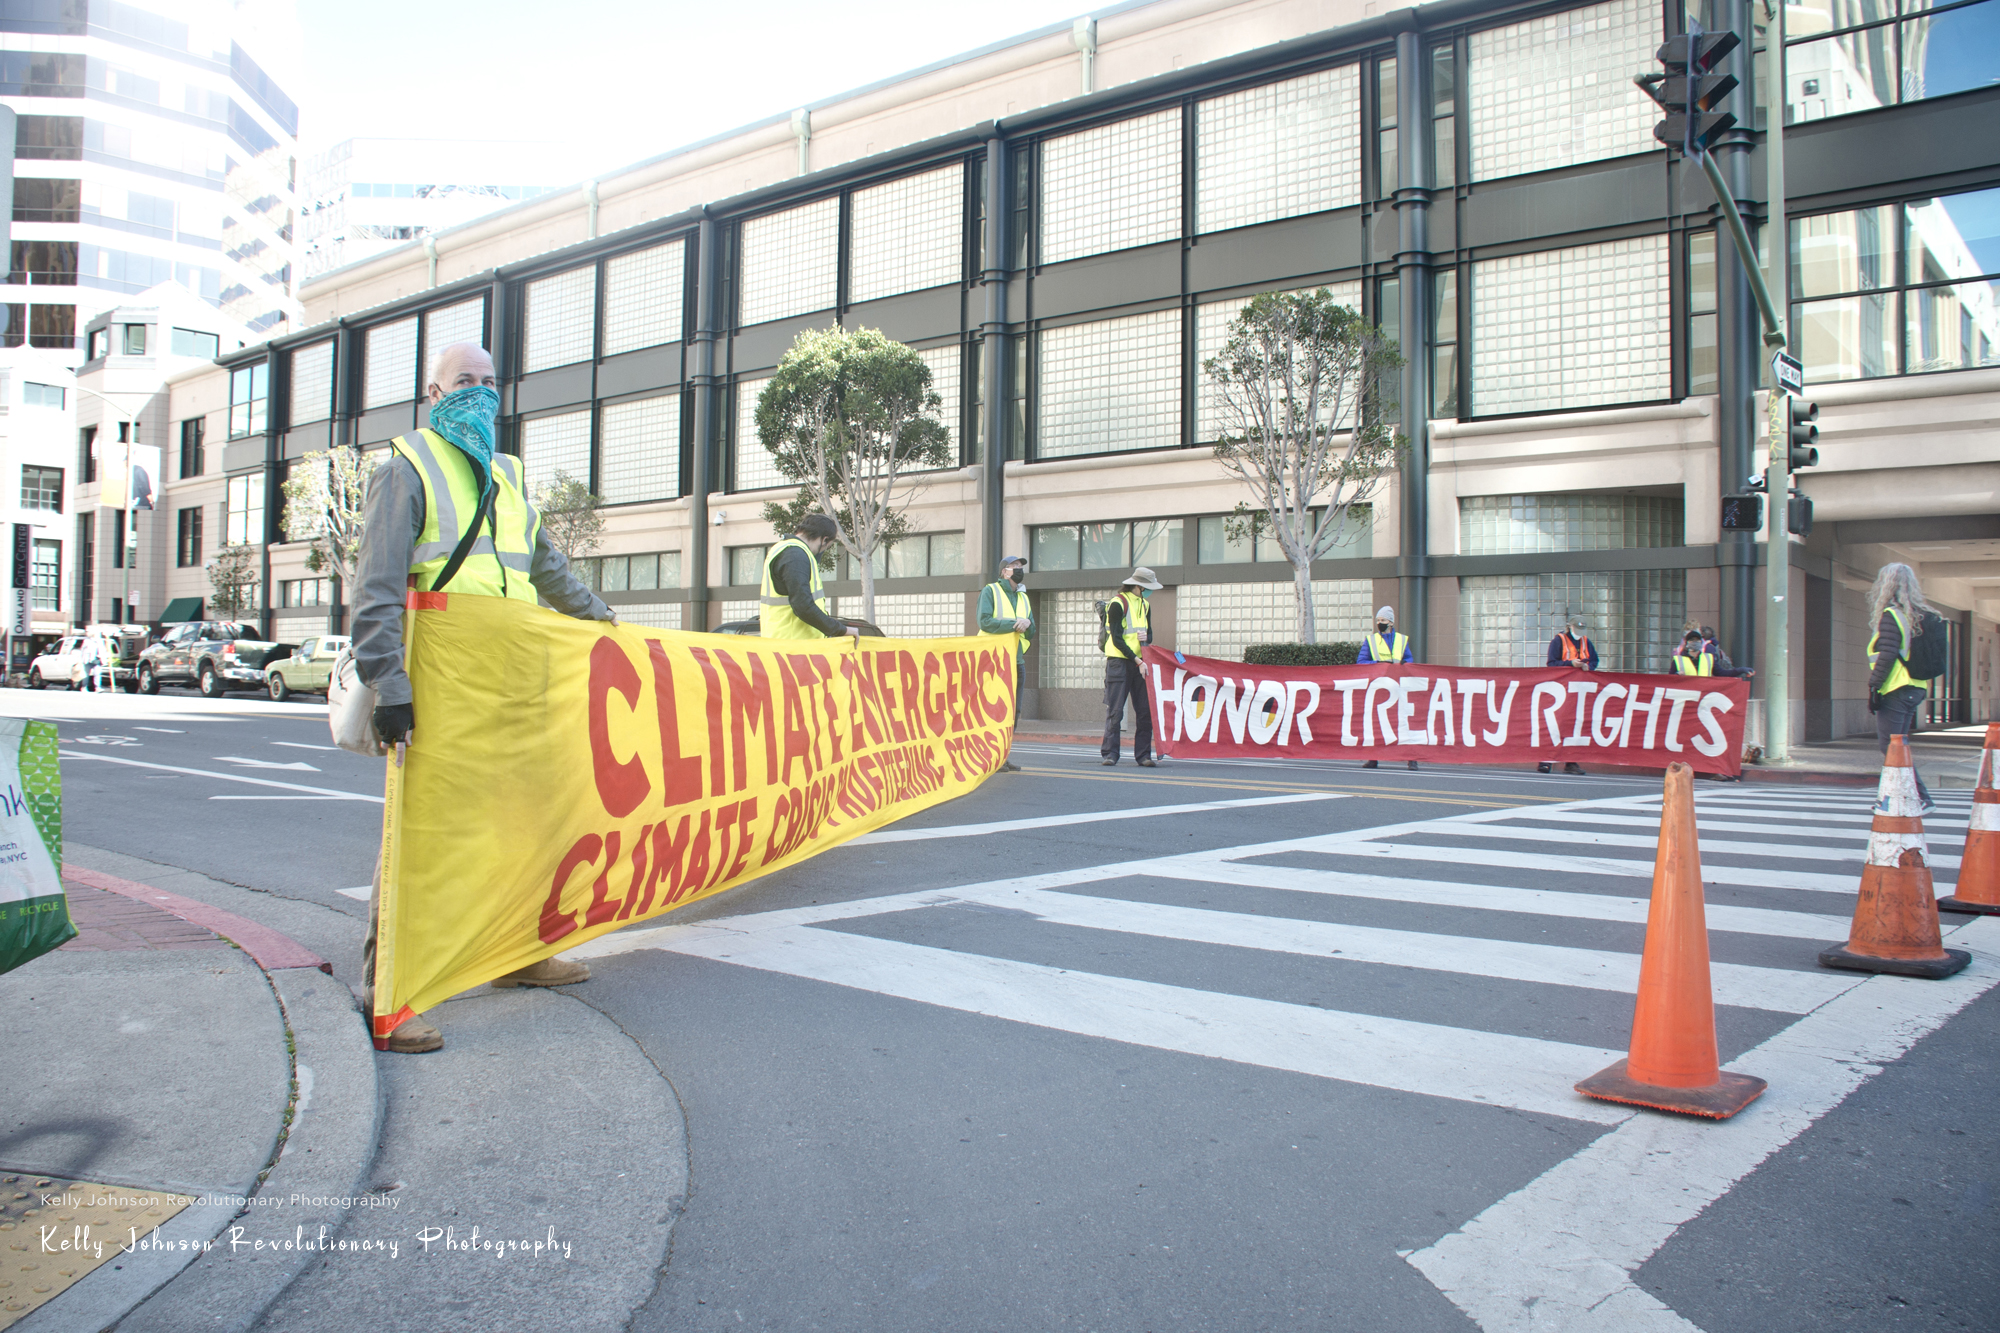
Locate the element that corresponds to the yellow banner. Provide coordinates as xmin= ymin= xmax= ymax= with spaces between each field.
xmin=372 ymin=593 xmax=1016 ymax=1038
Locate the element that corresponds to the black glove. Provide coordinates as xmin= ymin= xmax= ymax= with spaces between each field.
xmin=373 ymin=702 xmax=414 ymax=746
xmin=1867 ymin=690 xmax=1880 ymax=715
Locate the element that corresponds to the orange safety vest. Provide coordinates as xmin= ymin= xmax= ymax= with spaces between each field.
xmin=1559 ymin=633 xmax=1593 ymax=666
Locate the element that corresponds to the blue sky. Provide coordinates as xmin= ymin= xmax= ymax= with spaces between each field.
xmin=293 ymin=0 xmax=1098 ymax=181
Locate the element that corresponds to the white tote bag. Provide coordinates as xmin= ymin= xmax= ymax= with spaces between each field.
xmin=327 ymin=645 xmax=383 ymax=755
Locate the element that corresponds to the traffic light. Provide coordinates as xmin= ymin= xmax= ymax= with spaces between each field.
xmin=1641 ymin=24 xmax=1740 ymax=155
xmin=1721 ymin=493 xmax=1764 ymax=531
xmin=1786 ymin=397 xmax=1820 ymax=469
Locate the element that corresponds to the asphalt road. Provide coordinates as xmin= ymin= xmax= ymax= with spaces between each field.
xmin=14 ymin=684 xmax=1997 ymax=1332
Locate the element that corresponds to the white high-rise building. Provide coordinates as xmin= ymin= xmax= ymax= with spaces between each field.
xmin=298 ymin=138 xmax=571 ymax=280
xmin=0 ymin=0 xmax=304 ymax=356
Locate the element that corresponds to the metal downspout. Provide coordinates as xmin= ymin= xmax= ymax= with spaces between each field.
xmin=980 ymin=137 xmax=1009 ymax=579
xmin=584 ymin=180 xmax=600 ymax=239
xmin=423 ymin=234 xmax=438 ymax=288
xmin=1072 ymin=18 xmax=1098 ymax=95
xmin=790 ymin=110 xmax=811 ymax=176
xmin=688 ymin=215 xmax=719 ymax=630
xmin=1393 ymin=26 xmax=1433 ymax=660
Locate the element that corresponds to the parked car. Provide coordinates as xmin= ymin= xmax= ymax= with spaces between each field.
xmin=137 ymin=621 xmax=298 ymax=698
xmin=713 ymin=618 xmax=885 ymax=637
xmin=264 ymin=635 xmax=351 ymax=701
xmin=28 ymin=628 xmax=145 ymax=691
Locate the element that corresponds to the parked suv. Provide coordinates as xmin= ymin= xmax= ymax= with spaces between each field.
xmin=264 ymin=635 xmax=351 ymax=701
xmin=137 ymin=621 xmax=297 ymax=698
xmin=28 ymin=628 xmax=145 ymax=691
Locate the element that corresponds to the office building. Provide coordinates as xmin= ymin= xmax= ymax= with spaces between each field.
xmin=151 ymin=0 xmax=1997 ymax=739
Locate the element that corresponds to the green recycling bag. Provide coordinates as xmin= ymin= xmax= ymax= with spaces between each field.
xmin=0 ymin=718 xmax=71 ymax=973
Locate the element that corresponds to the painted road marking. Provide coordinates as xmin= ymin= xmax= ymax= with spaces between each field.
xmin=272 ymin=741 xmax=339 ymax=751
xmin=1519 ymin=810 xmax=1970 ymax=837
xmin=336 ymin=886 xmax=372 ymax=901
xmin=1424 ymin=820 xmax=1963 ymax=870
xmin=1289 ymin=838 xmax=1866 ymax=894
xmin=1406 ymin=915 xmax=2000 ymax=1333
xmin=847 ymin=791 xmax=1343 ymax=845
xmin=59 ymin=750 xmax=383 ymax=802
xmin=134 ymin=726 xmax=183 ymax=733
xmin=214 ymin=755 xmax=321 ymax=771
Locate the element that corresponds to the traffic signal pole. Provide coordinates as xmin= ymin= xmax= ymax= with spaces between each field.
xmin=1762 ymin=0 xmax=1792 ymax=763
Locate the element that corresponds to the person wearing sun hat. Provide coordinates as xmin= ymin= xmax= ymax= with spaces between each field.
xmin=1101 ymin=566 xmax=1163 ymax=768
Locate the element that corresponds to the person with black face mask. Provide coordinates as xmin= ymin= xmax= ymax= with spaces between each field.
xmin=979 ymin=555 xmax=1034 ymax=772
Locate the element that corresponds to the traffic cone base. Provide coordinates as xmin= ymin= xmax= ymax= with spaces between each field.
xmin=1936 ymin=897 xmax=2000 ymax=916
xmin=1575 ymin=1059 xmax=1767 ymax=1119
xmin=1577 ymin=762 xmax=1765 ymax=1120
xmin=1820 ymin=735 xmax=1967 ymax=978
xmin=1818 ymin=942 xmax=1971 ymax=978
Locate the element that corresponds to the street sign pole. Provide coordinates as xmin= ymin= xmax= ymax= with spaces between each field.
xmin=1763 ymin=2 xmax=1794 ymax=764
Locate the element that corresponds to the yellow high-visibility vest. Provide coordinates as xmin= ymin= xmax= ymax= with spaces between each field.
xmin=1867 ymin=608 xmax=1915 ymax=695
xmin=1368 ymin=630 xmax=1409 ymax=664
xmin=985 ymin=581 xmax=1032 ymax=654
xmin=1103 ymin=590 xmax=1149 ymax=659
xmin=390 ymin=429 xmax=538 ymax=603
xmin=1671 ymin=651 xmax=1714 ymax=676
xmin=759 ymin=537 xmax=832 ymax=639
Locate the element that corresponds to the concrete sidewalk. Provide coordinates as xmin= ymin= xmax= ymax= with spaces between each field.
xmin=1 ymin=850 xmax=687 ymax=1333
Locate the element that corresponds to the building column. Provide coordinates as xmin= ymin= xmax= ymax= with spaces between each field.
xmin=980 ymin=137 xmax=1009 ymax=579
xmin=688 ymin=214 xmax=721 ymax=632
xmin=1394 ymin=26 xmax=1434 ymax=660
xmin=1712 ymin=0 xmax=1760 ymax=670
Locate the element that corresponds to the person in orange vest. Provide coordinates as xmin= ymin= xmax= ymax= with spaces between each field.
xmin=1541 ymin=615 xmax=1597 ymax=775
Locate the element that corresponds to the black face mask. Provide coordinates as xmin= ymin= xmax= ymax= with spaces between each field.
xmin=1008 ymin=568 xmax=1025 ymax=585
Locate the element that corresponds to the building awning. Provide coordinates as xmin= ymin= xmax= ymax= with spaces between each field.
xmin=159 ymin=597 xmax=204 ymax=623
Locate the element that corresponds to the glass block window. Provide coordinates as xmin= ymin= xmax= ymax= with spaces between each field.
xmin=521 ymin=410 xmax=591 ymax=495
xmin=739 ymin=197 xmax=839 ymax=326
xmin=599 ymin=393 xmax=680 ymax=505
xmin=1688 ymin=229 xmax=1719 ymax=396
xmin=290 ymin=339 xmax=333 ymax=425
xmin=717 ymin=598 xmax=759 ymax=624
xmin=423 ymin=296 xmax=485 ymax=362
xmin=863 ymin=592 xmax=964 ymax=639
xmin=850 ymin=165 xmax=962 ymax=303
xmin=1470 ymin=234 xmax=1670 ymax=413
xmin=1458 ymin=493 xmax=1684 ymax=555
xmin=523 ymin=267 xmax=595 ymax=373
xmin=1458 ymin=570 xmax=1685 ymax=671
xmin=1195 ymin=282 xmax=1362 ymax=441
xmin=1041 ymin=109 xmax=1182 ymax=265
xmin=1038 ymin=308 xmax=1181 ymax=458
xmin=1176 ymin=581 xmax=1373 ymax=659
xmin=604 ymin=239 xmax=684 ymax=356
xmin=613 ymin=602 xmax=681 ymax=630
xmin=363 ymin=317 xmax=416 ymax=409
xmin=1786 ymin=0 xmax=1998 ymax=125
xmin=1196 ymin=65 xmax=1361 ymax=235
xmin=915 ymin=342 xmax=962 ymax=461
xmin=1039 ymin=587 xmax=1126 ymax=688
xmin=1467 ymin=0 xmax=1661 ymax=182
xmin=733 ymin=375 xmax=787 ymax=491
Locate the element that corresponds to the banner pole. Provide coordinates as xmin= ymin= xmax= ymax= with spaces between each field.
xmin=371 ymin=741 xmax=407 ymax=1045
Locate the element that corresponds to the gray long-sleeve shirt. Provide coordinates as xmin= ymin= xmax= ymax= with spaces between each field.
xmin=352 ymin=455 xmax=612 ymax=707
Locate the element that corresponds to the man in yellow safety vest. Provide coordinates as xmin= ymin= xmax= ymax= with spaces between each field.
xmin=351 ymin=341 xmax=617 ymax=1053
xmin=760 ymin=514 xmax=862 ymax=641
xmin=1358 ymin=605 xmax=1418 ymax=771
xmin=979 ymin=554 xmax=1034 ymax=771
xmin=1102 ymin=567 xmax=1162 ymax=768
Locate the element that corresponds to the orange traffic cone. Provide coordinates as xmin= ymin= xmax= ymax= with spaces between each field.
xmin=1938 ymin=723 xmax=2000 ymax=917
xmin=1577 ymin=762 xmax=1767 ymax=1118
xmin=1819 ymin=734 xmax=1971 ymax=978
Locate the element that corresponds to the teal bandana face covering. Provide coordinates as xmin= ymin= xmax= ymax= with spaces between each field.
xmin=429 ymin=385 xmax=499 ymax=473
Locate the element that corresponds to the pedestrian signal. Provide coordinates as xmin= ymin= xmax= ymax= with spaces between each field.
xmin=1720 ymin=493 xmax=1764 ymax=532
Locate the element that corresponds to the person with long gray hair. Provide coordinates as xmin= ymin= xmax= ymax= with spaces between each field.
xmin=1867 ymin=561 xmax=1937 ymax=812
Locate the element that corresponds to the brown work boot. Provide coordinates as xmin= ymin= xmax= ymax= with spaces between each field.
xmin=491 ymin=957 xmax=591 ymax=988
xmin=384 ymin=1012 xmax=443 ymax=1053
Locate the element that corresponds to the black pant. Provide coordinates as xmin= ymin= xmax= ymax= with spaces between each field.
xmin=1102 ymin=658 xmax=1152 ymax=762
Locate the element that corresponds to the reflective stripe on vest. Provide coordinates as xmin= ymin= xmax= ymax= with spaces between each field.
xmin=390 ymin=430 xmax=538 ymax=602
xmin=1560 ymin=633 xmax=1592 ymax=666
xmin=1672 ymin=652 xmax=1713 ymax=676
xmin=1368 ymin=631 xmax=1408 ymax=664
xmin=760 ymin=537 xmax=831 ymax=639
xmin=1867 ymin=607 xmax=1916 ymax=695
xmin=1104 ymin=590 xmax=1150 ymax=658
xmin=984 ymin=581 xmax=1031 ymax=654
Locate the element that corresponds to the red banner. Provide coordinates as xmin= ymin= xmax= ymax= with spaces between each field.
xmin=1145 ymin=648 xmax=1749 ymax=776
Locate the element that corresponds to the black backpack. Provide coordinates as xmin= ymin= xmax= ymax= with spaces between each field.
xmin=1903 ymin=608 xmax=1950 ymax=682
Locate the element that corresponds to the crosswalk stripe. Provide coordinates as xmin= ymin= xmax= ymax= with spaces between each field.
xmin=845 ymin=791 xmax=1342 ymax=845
xmin=655 ymin=920 xmax=1633 ymax=1124
xmin=1520 ymin=810 xmax=1970 ymax=837
xmin=982 ymin=887 xmax=1856 ymax=1013
xmin=1426 ymin=820 xmax=1963 ymax=870
xmin=1146 ymin=857 xmax=1856 ymax=941
xmin=1280 ymin=837 xmax=1867 ymax=894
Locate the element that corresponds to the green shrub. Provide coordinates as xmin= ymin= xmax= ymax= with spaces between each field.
xmin=1243 ymin=642 xmax=1360 ymax=667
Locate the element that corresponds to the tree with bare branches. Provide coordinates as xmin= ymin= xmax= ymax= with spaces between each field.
xmin=1204 ymin=290 xmax=1408 ymax=643
xmin=207 ymin=544 xmax=258 ymax=616
xmin=280 ymin=447 xmax=369 ymax=585
xmin=757 ymin=327 xmax=952 ymax=623
xmin=532 ymin=471 xmax=605 ymax=567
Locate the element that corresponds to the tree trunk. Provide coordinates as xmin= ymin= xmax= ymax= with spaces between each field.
xmin=1295 ymin=560 xmax=1316 ymax=644
xmin=859 ymin=555 xmax=876 ymax=627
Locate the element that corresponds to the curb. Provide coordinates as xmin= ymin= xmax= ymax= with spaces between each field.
xmin=18 ymin=870 xmax=382 ymax=1333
